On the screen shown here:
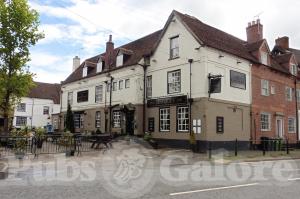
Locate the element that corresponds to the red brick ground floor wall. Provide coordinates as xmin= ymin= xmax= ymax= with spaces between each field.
xmin=251 ymin=106 xmax=298 ymax=144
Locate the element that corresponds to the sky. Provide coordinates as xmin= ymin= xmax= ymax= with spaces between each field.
xmin=28 ymin=0 xmax=300 ymax=83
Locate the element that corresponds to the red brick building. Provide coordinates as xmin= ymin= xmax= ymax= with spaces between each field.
xmin=246 ymin=21 xmax=299 ymax=144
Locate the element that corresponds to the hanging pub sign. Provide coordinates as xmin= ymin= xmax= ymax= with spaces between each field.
xmin=148 ymin=117 xmax=155 ymax=132
xmin=147 ymin=95 xmax=187 ymax=107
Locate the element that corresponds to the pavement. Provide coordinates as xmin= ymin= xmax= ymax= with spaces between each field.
xmin=0 ymin=139 xmax=299 ymax=199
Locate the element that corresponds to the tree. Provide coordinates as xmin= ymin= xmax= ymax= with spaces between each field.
xmin=65 ymin=104 xmax=75 ymax=133
xmin=0 ymin=0 xmax=44 ymax=134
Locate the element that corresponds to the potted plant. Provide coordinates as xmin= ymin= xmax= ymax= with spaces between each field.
xmin=144 ymin=132 xmax=158 ymax=149
xmin=59 ymin=131 xmax=75 ymax=157
xmin=35 ymin=127 xmax=45 ymax=149
xmin=11 ymin=127 xmax=30 ymax=159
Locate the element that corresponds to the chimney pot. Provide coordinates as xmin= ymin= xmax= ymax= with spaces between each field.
xmin=109 ymin=35 xmax=112 ymax=42
xmin=72 ymin=56 xmax=80 ymax=72
xmin=252 ymin=21 xmax=255 ymax=25
xmin=246 ymin=20 xmax=263 ymax=43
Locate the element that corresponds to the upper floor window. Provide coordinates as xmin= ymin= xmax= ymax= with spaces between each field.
xmin=230 ymin=70 xmax=246 ymax=90
xmin=125 ymin=79 xmax=130 ymax=88
xmin=82 ymin=66 xmax=88 ymax=77
xmin=168 ymin=70 xmax=181 ymax=94
xmin=77 ymin=90 xmax=89 ymax=103
xmin=119 ymin=80 xmax=124 ymax=90
xmin=95 ymin=85 xmax=103 ymax=103
xmin=68 ymin=92 xmax=73 ymax=105
xmin=112 ymin=82 xmax=117 ymax=91
xmin=116 ymin=54 xmax=123 ymax=67
xmin=43 ymin=106 xmax=50 ymax=115
xmin=170 ymin=36 xmax=179 ymax=59
xmin=146 ymin=76 xmax=152 ymax=98
xmin=261 ymin=79 xmax=269 ymax=96
xmin=260 ymin=52 xmax=268 ymax=65
xmin=17 ymin=103 xmax=26 ymax=112
xmin=290 ymin=64 xmax=297 ymax=76
xmin=286 ymin=87 xmax=293 ymax=101
xmin=96 ymin=58 xmax=103 ymax=73
xmin=297 ymin=89 xmax=300 ymax=102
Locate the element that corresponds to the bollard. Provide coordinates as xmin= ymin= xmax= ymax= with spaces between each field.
xmin=235 ymin=139 xmax=238 ymax=156
xmin=263 ymin=140 xmax=266 ymax=156
xmin=286 ymin=139 xmax=290 ymax=155
xmin=208 ymin=142 xmax=212 ymax=159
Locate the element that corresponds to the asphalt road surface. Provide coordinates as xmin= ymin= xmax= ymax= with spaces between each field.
xmin=0 ymin=146 xmax=299 ymax=199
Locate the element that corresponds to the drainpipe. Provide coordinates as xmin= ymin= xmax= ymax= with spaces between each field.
xmin=295 ymin=78 xmax=299 ymax=141
xmin=188 ymin=59 xmax=194 ymax=135
xmin=31 ymin=98 xmax=34 ymax=128
xmin=109 ymin=75 xmax=114 ymax=135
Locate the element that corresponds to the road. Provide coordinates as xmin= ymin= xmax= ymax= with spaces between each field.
xmin=0 ymin=143 xmax=299 ymax=199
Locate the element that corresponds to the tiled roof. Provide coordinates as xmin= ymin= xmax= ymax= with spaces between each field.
xmin=28 ymin=82 xmax=61 ymax=104
xmin=288 ymin=48 xmax=300 ymax=64
xmin=245 ymin=39 xmax=265 ymax=52
xmin=273 ymin=53 xmax=292 ymax=64
xmin=63 ymin=30 xmax=163 ymax=84
xmin=173 ymin=11 xmax=257 ymax=62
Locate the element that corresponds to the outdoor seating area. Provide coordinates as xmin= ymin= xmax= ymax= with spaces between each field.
xmin=0 ymin=132 xmax=114 ymax=159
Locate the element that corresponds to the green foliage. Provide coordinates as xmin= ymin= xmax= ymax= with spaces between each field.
xmin=0 ymin=0 xmax=44 ymax=132
xmin=35 ymin=127 xmax=45 ymax=138
xmin=65 ymin=104 xmax=75 ymax=133
xmin=11 ymin=127 xmax=30 ymax=152
xmin=143 ymin=132 xmax=152 ymax=141
xmin=59 ymin=131 xmax=74 ymax=149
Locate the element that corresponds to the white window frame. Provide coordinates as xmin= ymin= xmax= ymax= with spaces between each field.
xmin=297 ymin=89 xmax=300 ymax=102
xmin=288 ymin=117 xmax=296 ymax=133
xmin=146 ymin=75 xmax=152 ymax=98
xmin=125 ymin=79 xmax=130 ymax=88
xmin=119 ymin=80 xmax=124 ymax=90
xmin=96 ymin=61 xmax=103 ymax=73
xmin=16 ymin=116 xmax=27 ymax=127
xmin=160 ymin=108 xmax=170 ymax=132
xmin=113 ymin=111 xmax=121 ymax=128
xmin=290 ymin=64 xmax=297 ymax=76
xmin=271 ymin=85 xmax=276 ymax=95
xmin=95 ymin=111 xmax=101 ymax=129
xmin=74 ymin=114 xmax=84 ymax=129
xmin=95 ymin=85 xmax=103 ymax=103
xmin=260 ymin=52 xmax=268 ymax=65
xmin=177 ymin=107 xmax=189 ymax=132
xmin=170 ymin=36 xmax=179 ymax=59
xmin=116 ymin=54 xmax=123 ymax=67
xmin=82 ymin=66 xmax=87 ymax=77
xmin=261 ymin=79 xmax=269 ymax=96
xmin=260 ymin=112 xmax=271 ymax=131
xmin=168 ymin=70 xmax=181 ymax=94
xmin=286 ymin=86 xmax=292 ymax=101
xmin=17 ymin=103 xmax=26 ymax=112
xmin=43 ymin=106 xmax=49 ymax=115
xmin=112 ymin=82 xmax=117 ymax=91
xmin=68 ymin=92 xmax=73 ymax=105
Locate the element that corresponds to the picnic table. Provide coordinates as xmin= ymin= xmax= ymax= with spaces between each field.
xmin=90 ymin=133 xmax=112 ymax=149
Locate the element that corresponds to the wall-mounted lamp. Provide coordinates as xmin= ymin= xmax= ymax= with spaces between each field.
xmin=152 ymin=59 xmax=157 ymax=62
xmin=219 ymin=54 xmax=224 ymax=58
xmin=237 ymin=61 xmax=242 ymax=64
xmin=194 ymin=44 xmax=205 ymax=50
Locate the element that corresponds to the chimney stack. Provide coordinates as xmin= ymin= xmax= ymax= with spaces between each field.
xmin=275 ymin=36 xmax=289 ymax=49
xmin=246 ymin=19 xmax=263 ymax=43
xmin=72 ymin=56 xmax=80 ymax=72
xmin=105 ymin=34 xmax=114 ymax=70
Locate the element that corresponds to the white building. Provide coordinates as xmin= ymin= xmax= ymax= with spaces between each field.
xmin=13 ymin=82 xmax=61 ymax=129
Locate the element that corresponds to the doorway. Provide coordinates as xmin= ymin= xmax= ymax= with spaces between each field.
xmin=126 ymin=111 xmax=135 ymax=135
xmin=276 ymin=117 xmax=284 ymax=138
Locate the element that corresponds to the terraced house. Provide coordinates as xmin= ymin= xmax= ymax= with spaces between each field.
xmin=60 ymin=10 xmax=299 ymax=150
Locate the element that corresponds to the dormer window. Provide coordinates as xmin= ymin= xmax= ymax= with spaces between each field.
xmin=116 ymin=53 xmax=123 ymax=67
xmin=290 ymin=64 xmax=297 ymax=76
xmin=97 ymin=58 xmax=103 ymax=73
xmin=260 ymin=52 xmax=268 ymax=65
xmin=82 ymin=65 xmax=88 ymax=77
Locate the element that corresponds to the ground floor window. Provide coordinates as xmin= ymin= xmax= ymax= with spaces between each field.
xmin=160 ymin=108 xmax=170 ymax=131
xmin=288 ymin=117 xmax=296 ymax=133
xmin=95 ymin=111 xmax=101 ymax=128
xmin=260 ymin=112 xmax=271 ymax=131
xmin=16 ymin=116 xmax=27 ymax=126
xmin=113 ymin=111 xmax=121 ymax=128
xmin=74 ymin=114 xmax=84 ymax=128
xmin=177 ymin=107 xmax=189 ymax=132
